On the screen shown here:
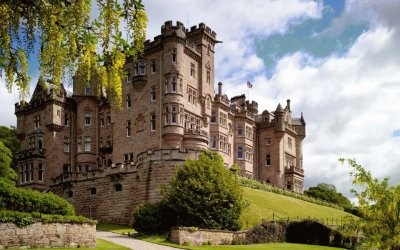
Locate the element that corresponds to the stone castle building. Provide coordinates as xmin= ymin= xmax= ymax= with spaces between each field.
xmin=14 ymin=21 xmax=306 ymax=224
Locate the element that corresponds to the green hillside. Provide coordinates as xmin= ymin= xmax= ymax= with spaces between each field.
xmin=240 ymin=187 xmax=355 ymax=229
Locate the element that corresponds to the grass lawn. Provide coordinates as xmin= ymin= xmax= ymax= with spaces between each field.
xmin=240 ymin=187 xmax=355 ymax=229
xmin=97 ymin=222 xmax=136 ymax=234
xmin=187 ymin=243 xmax=344 ymax=250
xmin=20 ymin=239 xmax=130 ymax=250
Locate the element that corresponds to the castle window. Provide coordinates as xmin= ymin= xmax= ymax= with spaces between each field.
xmin=28 ymin=136 xmax=35 ymax=149
xmin=211 ymin=135 xmax=217 ymax=149
xmin=188 ymin=86 xmax=197 ymax=106
xmin=206 ymin=96 xmax=211 ymax=109
xmin=124 ymin=154 xmax=129 ymax=162
xmin=219 ymin=112 xmax=227 ymax=127
xmin=211 ymin=111 xmax=217 ymax=123
xmin=150 ymin=114 xmax=156 ymax=131
xmin=19 ymin=166 xmax=23 ymax=183
xmin=23 ymin=165 xmax=28 ymax=183
xmin=38 ymin=163 xmax=44 ymax=182
xmin=207 ymin=45 xmax=211 ymax=56
xmin=237 ymin=146 xmax=243 ymax=159
xmin=100 ymin=113 xmax=104 ymax=127
xmin=129 ymin=153 xmax=134 ymax=161
xmin=171 ymin=106 xmax=178 ymax=124
xmin=126 ymin=94 xmax=131 ymax=108
xmin=28 ymin=163 xmax=33 ymax=182
xmin=85 ymin=164 xmax=91 ymax=172
xmin=219 ymin=135 xmax=227 ymax=152
xmin=77 ymin=137 xmax=82 ymax=152
xmin=115 ymin=183 xmax=123 ymax=192
xmin=84 ymin=136 xmax=91 ymax=152
xmin=207 ymin=71 xmax=210 ymax=84
xmin=67 ymin=190 xmax=73 ymax=198
xmin=190 ymin=63 xmax=195 ymax=77
xmin=135 ymin=60 xmax=146 ymax=76
xmin=172 ymin=78 xmax=177 ymax=92
xmin=126 ymin=120 xmax=131 ymax=137
xmin=126 ymin=68 xmax=132 ymax=83
xmin=64 ymin=114 xmax=69 ymax=126
xmin=164 ymin=107 xmax=169 ymax=124
xmin=172 ymin=48 xmax=177 ymax=63
xmin=107 ymin=112 xmax=111 ymax=125
xmin=288 ymin=137 xmax=293 ymax=150
xmin=266 ymin=154 xmax=271 ymax=166
xmin=57 ymin=110 xmax=61 ymax=117
xmin=85 ymin=112 xmax=91 ymax=126
xmin=151 ymin=60 xmax=156 ymax=74
xmin=265 ymin=137 xmax=271 ymax=145
xmin=64 ymin=137 xmax=70 ymax=152
xmin=150 ymin=86 xmax=156 ymax=102
xmin=245 ymin=126 xmax=253 ymax=140
xmin=34 ymin=115 xmax=41 ymax=128
xmin=90 ymin=187 xmax=96 ymax=195
xmin=237 ymin=125 xmax=244 ymax=136
xmin=245 ymin=147 xmax=253 ymax=162
xmin=38 ymin=136 xmax=43 ymax=149
xmin=63 ymin=164 xmax=71 ymax=173
xmin=84 ymin=86 xmax=92 ymax=95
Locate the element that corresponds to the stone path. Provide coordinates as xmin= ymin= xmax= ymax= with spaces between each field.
xmin=96 ymin=231 xmax=180 ymax=250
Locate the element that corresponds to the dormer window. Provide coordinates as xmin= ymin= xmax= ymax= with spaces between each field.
xmin=172 ymin=48 xmax=177 ymax=63
xmin=135 ymin=60 xmax=145 ymax=76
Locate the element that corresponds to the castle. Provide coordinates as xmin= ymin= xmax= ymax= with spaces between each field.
xmin=14 ymin=21 xmax=306 ymax=224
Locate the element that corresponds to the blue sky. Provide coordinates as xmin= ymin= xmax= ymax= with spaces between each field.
xmin=1 ymin=0 xmax=400 ymax=200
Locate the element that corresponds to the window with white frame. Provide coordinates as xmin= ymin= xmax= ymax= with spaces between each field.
xmin=150 ymin=86 xmax=156 ymax=102
xmin=64 ymin=137 xmax=70 ymax=152
xmin=85 ymin=112 xmax=91 ymax=126
xmin=219 ymin=135 xmax=228 ymax=152
xmin=188 ymin=86 xmax=197 ymax=105
xmin=171 ymin=106 xmax=178 ymax=124
xmin=172 ymin=77 xmax=177 ymax=92
xmin=28 ymin=163 xmax=33 ymax=182
xmin=237 ymin=145 xmax=243 ymax=159
xmin=135 ymin=60 xmax=145 ymax=76
xmin=126 ymin=120 xmax=131 ymax=137
xmin=246 ymin=126 xmax=253 ymax=140
xmin=219 ymin=112 xmax=227 ymax=127
xmin=172 ymin=48 xmax=177 ymax=63
xmin=245 ymin=146 xmax=253 ymax=162
xmin=211 ymin=135 xmax=217 ymax=149
xmin=126 ymin=94 xmax=131 ymax=108
xmin=84 ymin=136 xmax=91 ymax=152
xmin=150 ymin=114 xmax=156 ymax=131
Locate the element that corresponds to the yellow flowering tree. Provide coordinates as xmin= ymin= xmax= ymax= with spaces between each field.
xmin=0 ymin=0 xmax=147 ymax=106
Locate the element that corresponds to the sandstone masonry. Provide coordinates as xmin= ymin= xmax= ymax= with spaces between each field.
xmin=14 ymin=21 xmax=306 ymax=224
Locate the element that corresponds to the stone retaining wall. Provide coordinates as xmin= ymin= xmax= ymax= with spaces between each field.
xmin=169 ymin=227 xmax=247 ymax=246
xmin=0 ymin=222 xmax=96 ymax=249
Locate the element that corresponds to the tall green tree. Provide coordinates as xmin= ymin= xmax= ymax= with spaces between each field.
xmin=164 ymin=151 xmax=244 ymax=230
xmin=305 ymin=183 xmax=352 ymax=208
xmin=0 ymin=141 xmax=16 ymax=181
xmin=340 ymin=158 xmax=400 ymax=249
xmin=0 ymin=0 xmax=147 ymax=106
xmin=0 ymin=126 xmax=20 ymax=157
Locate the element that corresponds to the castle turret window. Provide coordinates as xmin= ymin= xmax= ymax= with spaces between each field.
xmin=150 ymin=114 xmax=156 ymax=131
xmin=237 ymin=146 xmax=243 ymax=159
xmin=151 ymin=60 xmax=156 ymax=74
xmin=211 ymin=111 xmax=217 ymax=123
xmin=64 ymin=137 xmax=70 ymax=152
xmin=135 ymin=60 xmax=145 ymax=76
xmin=126 ymin=94 xmax=131 ymax=108
xmin=150 ymin=86 xmax=156 ymax=102
xmin=245 ymin=147 xmax=253 ymax=162
xmin=219 ymin=112 xmax=227 ymax=127
xmin=188 ymin=87 xmax=197 ymax=106
xmin=126 ymin=120 xmax=131 ymax=137
xmin=38 ymin=136 xmax=43 ymax=149
xmin=171 ymin=106 xmax=178 ymax=124
xmin=34 ymin=115 xmax=40 ymax=128
xmin=237 ymin=125 xmax=244 ymax=136
xmin=84 ymin=136 xmax=91 ymax=152
xmin=28 ymin=163 xmax=33 ymax=182
xmin=172 ymin=48 xmax=177 ymax=63
xmin=245 ymin=126 xmax=253 ymax=140
xmin=85 ymin=113 xmax=91 ymax=126
xmin=266 ymin=154 xmax=271 ymax=166
xmin=190 ymin=63 xmax=195 ymax=77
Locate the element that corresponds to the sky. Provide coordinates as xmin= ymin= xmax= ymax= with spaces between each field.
xmin=1 ymin=0 xmax=400 ymax=200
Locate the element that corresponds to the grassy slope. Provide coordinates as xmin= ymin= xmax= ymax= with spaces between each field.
xmin=240 ymin=186 xmax=354 ymax=228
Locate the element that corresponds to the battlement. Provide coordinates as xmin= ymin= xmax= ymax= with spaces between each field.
xmin=187 ymin=22 xmax=217 ymax=39
xmin=246 ymin=100 xmax=258 ymax=112
xmin=51 ymin=148 xmax=204 ymax=186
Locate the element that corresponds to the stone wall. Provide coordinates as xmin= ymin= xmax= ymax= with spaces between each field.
xmin=169 ymin=227 xmax=247 ymax=246
xmin=0 ymin=222 xmax=95 ymax=249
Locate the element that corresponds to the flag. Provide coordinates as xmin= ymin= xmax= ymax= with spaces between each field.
xmin=247 ymin=81 xmax=253 ymax=88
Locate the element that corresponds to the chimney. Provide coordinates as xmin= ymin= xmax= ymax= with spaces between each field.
xmin=218 ymin=82 xmax=223 ymax=95
xmin=287 ymin=99 xmax=291 ymax=112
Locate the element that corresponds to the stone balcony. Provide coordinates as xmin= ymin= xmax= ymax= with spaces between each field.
xmin=284 ymin=165 xmax=304 ymax=177
xmin=183 ymin=128 xmax=209 ymax=150
xmin=16 ymin=148 xmax=46 ymax=160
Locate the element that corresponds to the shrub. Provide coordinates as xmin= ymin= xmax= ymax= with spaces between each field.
xmin=164 ymin=151 xmax=243 ymax=231
xmin=0 ymin=177 xmax=75 ymax=215
xmin=244 ymin=221 xmax=286 ymax=244
xmin=132 ymin=201 xmax=174 ymax=234
xmin=286 ymin=220 xmax=331 ymax=246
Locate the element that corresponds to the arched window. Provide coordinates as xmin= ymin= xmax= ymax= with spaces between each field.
xmin=115 ymin=183 xmax=122 ymax=192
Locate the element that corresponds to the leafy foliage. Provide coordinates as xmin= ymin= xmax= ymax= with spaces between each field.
xmin=286 ymin=220 xmax=331 ymax=246
xmin=244 ymin=221 xmax=286 ymax=244
xmin=164 ymin=151 xmax=244 ymax=231
xmin=340 ymin=158 xmax=400 ymax=249
xmin=305 ymin=183 xmax=352 ymax=209
xmin=0 ymin=0 xmax=147 ymax=105
xmin=0 ymin=126 xmax=20 ymax=158
xmin=0 ymin=177 xmax=75 ymax=215
xmin=0 ymin=210 xmax=94 ymax=228
xmin=0 ymin=141 xmax=16 ymax=181
xmin=132 ymin=201 xmax=174 ymax=234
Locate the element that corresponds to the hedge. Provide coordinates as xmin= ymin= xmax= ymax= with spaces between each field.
xmin=0 ymin=177 xmax=75 ymax=215
xmin=238 ymin=177 xmax=344 ymax=210
xmin=0 ymin=210 xmax=95 ymax=228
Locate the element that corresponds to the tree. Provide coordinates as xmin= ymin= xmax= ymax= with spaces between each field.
xmin=0 ymin=0 xmax=147 ymax=106
xmin=164 ymin=151 xmax=244 ymax=231
xmin=340 ymin=158 xmax=400 ymax=249
xmin=0 ymin=141 xmax=16 ymax=181
xmin=0 ymin=126 xmax=20 ymax=168
xmin=305 ymin=183 xmax=352 ymax=208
